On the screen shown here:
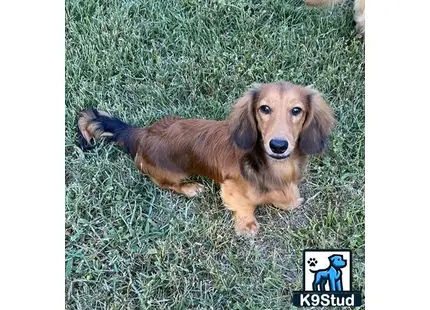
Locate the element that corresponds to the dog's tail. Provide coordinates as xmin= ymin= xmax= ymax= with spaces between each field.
xmin=77 ymin=108 xmax=140 ymax=156
xmin=305 ymin=0 xmax=344 ymax=6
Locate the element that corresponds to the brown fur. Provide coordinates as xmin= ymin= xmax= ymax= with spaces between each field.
xmin=78 ymin=82 xmax=335 ymax=236
xmin=305 ymin=0 xmax=365 ymax=37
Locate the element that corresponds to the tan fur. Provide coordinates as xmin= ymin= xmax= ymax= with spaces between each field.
xmin=354 ymin=0 xmax=365 ymax=36
xmin=78 ymin=82 xmax=335 ymax=236
xmin=78 ymin=109 xmax=113 ymax=144
xmin=255 ymin=84 xmax=308 ymax=158
xmin=305 ymin=0 xmax=365 ymax=37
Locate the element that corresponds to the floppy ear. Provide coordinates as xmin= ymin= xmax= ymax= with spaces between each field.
xmin=229 ymin=88 xmax=259 ymax=151
xmin=299 ymin=87 xmax=336 ymax=155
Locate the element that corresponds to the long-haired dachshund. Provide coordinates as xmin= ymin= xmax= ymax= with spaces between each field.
xmin=78 ymin=82 xmax=335 ymax=236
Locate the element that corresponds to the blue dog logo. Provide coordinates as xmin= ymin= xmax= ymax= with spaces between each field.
xmin=311 ymin=254 xmax=347 ymax=292
xmin=292 ymin=250 xmax=362 ymax=307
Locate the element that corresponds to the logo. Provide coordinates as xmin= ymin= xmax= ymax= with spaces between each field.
xmin=292 ymin=250 xmax=362 ymax=307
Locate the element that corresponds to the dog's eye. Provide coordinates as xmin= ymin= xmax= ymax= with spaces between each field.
xmin=259 ymin=105 xmax=271 ymax=115
xmin=291 ymin=107 xmax=302 ymax=116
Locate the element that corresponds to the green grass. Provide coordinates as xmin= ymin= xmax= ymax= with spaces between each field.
xmin=65 ymin=0 xmax=364 ymax=308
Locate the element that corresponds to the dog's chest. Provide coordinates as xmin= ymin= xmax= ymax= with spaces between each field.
xmin=272 ymin=160 xmax=298 ymax=183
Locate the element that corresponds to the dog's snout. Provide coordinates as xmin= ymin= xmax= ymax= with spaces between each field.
xmin=269 ymin=139 xmax=289 ymax=154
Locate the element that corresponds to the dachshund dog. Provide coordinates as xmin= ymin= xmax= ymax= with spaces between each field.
xmin=78 ymin=82 xmax=335 ymax=236
xmin=305 ymin=0 xmax=365 ymax=37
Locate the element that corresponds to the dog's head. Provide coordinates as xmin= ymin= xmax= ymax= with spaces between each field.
xmin=329 ymin=254 xmax=347 ymax=269
xmin=229 ymin=82 xmax=335 ymax=160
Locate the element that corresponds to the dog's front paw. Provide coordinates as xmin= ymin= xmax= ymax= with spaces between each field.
xmin=180 ymin=182 xmax=204 ymax=198
xmin=273 ymin=197 xmax=304 ymax=210
xmin=292 ymin=197 xmax=305 ymax=209
xmin=235 ymin=218 xmax=260 ymax=237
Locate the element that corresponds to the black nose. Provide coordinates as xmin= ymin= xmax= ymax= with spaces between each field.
xmin=269 ymin=139 xmax=289 ymax=154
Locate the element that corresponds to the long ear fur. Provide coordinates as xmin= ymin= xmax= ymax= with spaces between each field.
xmin=229 ymin=88 xmax=259 ymax=151
xmin=299 ymin=87 xmax=336 ymax=155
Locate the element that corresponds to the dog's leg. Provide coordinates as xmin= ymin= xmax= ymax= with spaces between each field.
xmin=320 ymin=279 xmax=326 ymax=292
xmin=329 ymin=277 xmax=337 ymax=291
xmin=336 ymin=278 xmax=343 ymax=291
xmin=313 ymin=278 xmax=320 ymax=292
xmin=354 ymin=0 xmax=365 ymax=37
xmin=313 ymin=273 xmax=321 ymax=291
xmin=269 ymin=183 xmax=304 ymax=210
xmin=220 ymin=180 xmax=258 ymax=237
xmin=136 ymin=157 xmax=204 ymax=198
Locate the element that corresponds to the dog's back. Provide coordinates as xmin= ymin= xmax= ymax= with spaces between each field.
xmin=139 ymin=118 xmax=242 ymax=181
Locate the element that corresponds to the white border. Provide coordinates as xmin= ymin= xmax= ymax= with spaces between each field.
xmin=0 ymin=1 xmax=64 ymax=309
xmin=366 ymin=0 xmax=430 ymax=308
xmin=1 ymin=0 xmax=430 ymax=309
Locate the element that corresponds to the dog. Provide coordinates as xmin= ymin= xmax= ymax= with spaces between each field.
xmin=77 ymin=82 xmax=335 ymax=236
xmin=305 ymin=0 xmax=365 ymax=37
xmin=311 ymin=254 xmax=347 ymax=291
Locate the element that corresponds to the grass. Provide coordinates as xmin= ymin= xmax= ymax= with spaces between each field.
xmin=65 ymin=0 xmax=364 ymax=309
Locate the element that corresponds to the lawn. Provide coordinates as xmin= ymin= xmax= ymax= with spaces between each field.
xmin=65 ymin=0 xmax=364 ymax=309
